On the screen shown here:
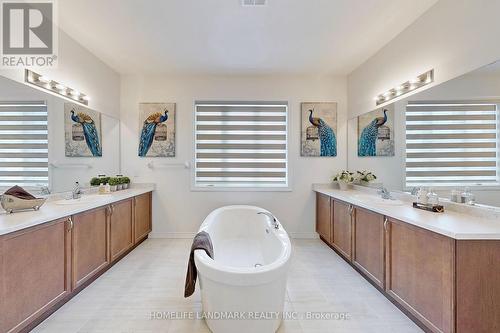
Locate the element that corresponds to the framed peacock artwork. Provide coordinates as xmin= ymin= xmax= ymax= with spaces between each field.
xmin=301 ymin=102 xmax=337 ymax=157
xmin=64 ymin=103 xmax=102 ymax=157
xmin=357 ymin=105 xmax=395 ymax=157
xmin=138 ymin=103 xmax=176 ymax=157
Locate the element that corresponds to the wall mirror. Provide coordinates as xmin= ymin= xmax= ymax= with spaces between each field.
xmin=348 ymin=61 xmax=500 ymax=208
xmin=0 ymin=75 xmax=120 ymax=194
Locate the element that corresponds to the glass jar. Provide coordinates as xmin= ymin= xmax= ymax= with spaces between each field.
xmin=417 ymin=187 xmax=428 ymax=204
xmin=427 ymin=188 xmax=439 ymax=206
xmin=461 ymin=187 xmax=471 ymax=204
xmin=450 ymin=189 xmax=460 ymax=203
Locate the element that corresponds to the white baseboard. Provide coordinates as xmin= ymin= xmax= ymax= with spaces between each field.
xmin=149 ymin=231 xmax=319 ymax=239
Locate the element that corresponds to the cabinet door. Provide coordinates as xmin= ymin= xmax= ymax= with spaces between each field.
xmin=110 ymin=199 xmax=134 ymax=261
xmin=385 ymin=218 xmax=455 ymax=333
xmin=332 ymin=200 xmax=353 ymax=260
xmin=0 ymin=218 xmax=71 ymax=333
xmin=134 ymin=192 xmax=152 ymax=243
xmin=456 ymin=240 xmax=500 ymax=333
xmin=316 ymin=192 xmax=332 ymax=243
xmin=71 ymin=206 xmax=109 ymax=290
xmin=353 ymin=207 xmax=385 ymax=288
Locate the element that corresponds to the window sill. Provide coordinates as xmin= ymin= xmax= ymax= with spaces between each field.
xmin=405 ymin=185 xmax=500 ymax=192
xmin=190 ymin=186 xmax=292 ymax=192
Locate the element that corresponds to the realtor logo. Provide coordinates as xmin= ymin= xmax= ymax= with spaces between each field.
xmin=1 ymin=0 xmax=58 ymax=67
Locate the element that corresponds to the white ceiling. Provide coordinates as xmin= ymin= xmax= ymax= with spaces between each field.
xmin=59 ymin=0 xmax=438 ymax=76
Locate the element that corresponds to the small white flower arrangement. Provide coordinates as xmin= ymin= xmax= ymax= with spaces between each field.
xmin=356 ymin=170 xmax=377 ymax=184
xmin=333 ymin=170 xmax=355 ymax=190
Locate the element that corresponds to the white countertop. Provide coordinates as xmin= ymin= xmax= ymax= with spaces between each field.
xmin=0 ymin=184 xmax=155 ymax=236
xmin=313 ymin=184 xmax=500 ymax=240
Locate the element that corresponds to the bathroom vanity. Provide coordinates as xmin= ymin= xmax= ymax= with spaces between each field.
xmin=0 ymin=186 xmax=153 ymax=333
xmin=314 ymin=185 xmax=500 ymax=333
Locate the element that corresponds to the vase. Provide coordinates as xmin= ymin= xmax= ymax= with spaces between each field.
xmin=338 ymin=181 xmax=350 ymax=191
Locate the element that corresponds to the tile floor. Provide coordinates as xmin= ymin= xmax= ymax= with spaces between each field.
xmin=33 ymin=239 xmax=422 ymax=333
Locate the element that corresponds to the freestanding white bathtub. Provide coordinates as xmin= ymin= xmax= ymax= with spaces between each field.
xmin=194 ymin=205 xmax=292 ymax=333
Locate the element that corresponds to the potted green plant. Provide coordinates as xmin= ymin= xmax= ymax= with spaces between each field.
xmin=333 ymin=170 xmax=354 ymax=190
xmin=90 ymin=177 xmax=101 ymax=187
xmin=356 ymin=170 xmax=377 ymax=185
xmin=108 ymin=177 xmax=119 ymax=192
xmin=122 ymin=176 xmax=130 ymax=189
xmin=115 ymin=175 xmax=123 ymax=190
xmin=101 ymin=176 xmax=110 ymax=185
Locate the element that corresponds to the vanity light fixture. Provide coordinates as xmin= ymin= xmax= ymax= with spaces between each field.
xmin=25 ymin=69 xmax=89 ymax=106
xmin=375 ymin=69 xmax=433 ymax=106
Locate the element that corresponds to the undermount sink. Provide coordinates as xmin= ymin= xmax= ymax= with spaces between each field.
xmin=351 ymin=193 xmax=406 ymax=206
xmin=53 ymin=195 xmax=107 ymax=206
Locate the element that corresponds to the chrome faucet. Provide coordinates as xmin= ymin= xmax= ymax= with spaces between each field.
xmin=72 ymin=182 xmax=82 ymax=199
xmin=410 ymin=187 xmax=420 ymax=196
xmin=40 ymin=186 xmax=51 ymax=195
xmin=378 ymin=187 xmax=393 ymax=200
xmin=258 ymin=211 xmax=279 ymax=229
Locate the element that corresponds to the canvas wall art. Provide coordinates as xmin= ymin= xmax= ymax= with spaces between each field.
xmin=65 ymin=103 xmax=102 ymax=157
xmin=138 ymin=103 xmax=175 ymax=157
xmin=301 ymin=102 xmax=337 ymax=157
xmin=357 ymin=105 xmax=395 ymax=157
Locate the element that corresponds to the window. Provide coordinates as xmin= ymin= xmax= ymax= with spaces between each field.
xmin=194 ymin=101 xmax=288 ymax=189
xmin=405 ymin=101 xmax=499 ymax=188
xmin=0 ymin=101 xmax=48 ymax=189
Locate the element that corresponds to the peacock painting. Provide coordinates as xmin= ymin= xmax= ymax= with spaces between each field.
xmin=64 ymin=103 xmax=102 ymax=157
xmin=358 ymin=107 xmax=395 ymax=157
xmin=301 ymin=102 xmax=337 ymax=157
xmin=138 ymin=103 xmax=176 ymax=157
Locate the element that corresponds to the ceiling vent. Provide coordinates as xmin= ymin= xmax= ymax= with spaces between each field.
xmin=241 ymin=0 xmax=267 ymax=6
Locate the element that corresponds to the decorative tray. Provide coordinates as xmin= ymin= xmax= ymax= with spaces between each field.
xmin=412 ymin=202 xmax=445 ymax=213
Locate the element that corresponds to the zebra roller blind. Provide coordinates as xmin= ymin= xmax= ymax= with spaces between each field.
xmin=195 ymin=101 xmax=288 ymax=189
xmin=405 ymin=101 xmax=499 ymax=188
xmin=0 ymin=101 xmax=48 ymax=189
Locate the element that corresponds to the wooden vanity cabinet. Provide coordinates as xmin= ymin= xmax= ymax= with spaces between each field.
xmin=0 ymin=218 xmax=71 ymax=333
xmin=352 ymin=207 xmax=385 ymax=288
xmin=332 ymin=200 xmax=353 ymax=260
xmin=134 ymin=192 xmax=152 ymax=243
xmin=385 ymin=217 xmax=455 ymax=333
xmin=315 ymin=192 xmax=332 ymax=243
xmin=109 ymin=198 xmax=134 ymax=261
xmin=0 ymin=192 xmax=152 ymax=333
xmin=71 ymin=206 xmax=109 ymax=290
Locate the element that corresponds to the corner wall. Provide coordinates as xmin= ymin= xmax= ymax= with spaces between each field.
xmin=0 ymin=30 xmax=120 ymax=118
xmin=120 ymin=74 xmax=347 ymax=238
xmin=347 ymin=0 xmax=500 ymax=118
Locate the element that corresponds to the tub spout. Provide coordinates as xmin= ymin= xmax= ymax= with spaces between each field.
xmin=258 ymin=212 xmax=279 ymax=229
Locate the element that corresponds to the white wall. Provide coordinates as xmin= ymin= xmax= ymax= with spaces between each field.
xmin=0 ymin=30 xmax=120 ymax=118
xmin=348 ymin=70 xmax=500 ymax=207
xmin=347 ymin=0 xmax=500 ymax=118
xmin=120 ymin=75 xmax=347 ymax=238
xmin=0 ymin=75 xmax=120 ymax=193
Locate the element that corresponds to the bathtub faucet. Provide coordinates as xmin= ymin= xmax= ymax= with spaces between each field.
xmin=258 ymin=212 xmax=279 ymax=229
